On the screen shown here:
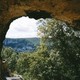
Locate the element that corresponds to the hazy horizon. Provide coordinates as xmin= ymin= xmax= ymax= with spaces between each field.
xmin=5 ymin=37 xmax=40 ymax=39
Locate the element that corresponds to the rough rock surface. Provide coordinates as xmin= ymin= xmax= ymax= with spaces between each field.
xmin=0 ymin=0 xmax=80 ymax=79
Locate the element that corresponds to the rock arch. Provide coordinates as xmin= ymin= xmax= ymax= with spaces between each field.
xmin=0 ymin=0 xmax=80 ymax=79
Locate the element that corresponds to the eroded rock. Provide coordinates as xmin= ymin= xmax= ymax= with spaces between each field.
xmin=0 ymin=0 xmax=80 ymax=79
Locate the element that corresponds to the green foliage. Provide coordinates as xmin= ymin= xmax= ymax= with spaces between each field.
xmin=38 ymin=18 xmax=80 ymax=79
xmin=1 ymin=18 xmax=80 ymax=80
xmin=1 ymin=47 xmax=18 ymax=72
xmin=25 ymin=38 xmax=40 ymax=47
xmin=1 ymin=47 xmax=13 ymax=59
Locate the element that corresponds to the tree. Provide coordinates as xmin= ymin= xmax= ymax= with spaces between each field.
xmin=2 ymin=18 xmax=80 ymax=80
xmin=38 ymin=18 xmax=80 ymax=80
xmin=1 ymin=47 xmax=18 ymax=72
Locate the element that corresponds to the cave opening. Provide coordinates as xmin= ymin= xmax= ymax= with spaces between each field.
xmin=1 ymin=17 xmax=41 ymax=79
xmin=2 ymin=10 xmax=52 ymax=53
xmin=2 ymin=16 xmax=40 ymax=53
xmin=1 ymin=10 xmax=53 ymax=79
xmin=1 ymin=10 xmax=80 ymax=80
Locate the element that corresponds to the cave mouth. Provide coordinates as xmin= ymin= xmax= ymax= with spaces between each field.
xmin=0 ymin=10 xmax=54 ymax=78
xmin=2 ymin=16 xmax=41 ymax=53
xmin=2 ymin=10 xmax=53 ymax=54
xmin=25 ymin=10 xmax=52 ymax=19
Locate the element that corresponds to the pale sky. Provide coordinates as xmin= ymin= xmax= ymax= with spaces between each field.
xmin=6 ymin=16 xmax=39 ymax=38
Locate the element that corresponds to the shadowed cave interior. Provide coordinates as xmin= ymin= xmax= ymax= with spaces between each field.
xmin=25 ymin=10 xmax=52 ymax=19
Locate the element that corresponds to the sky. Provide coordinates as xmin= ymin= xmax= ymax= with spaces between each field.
xmin=6 ymin=16 xmax=39 ymax=38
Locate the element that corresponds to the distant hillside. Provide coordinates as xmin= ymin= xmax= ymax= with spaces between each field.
xmin=3 ymin=38 xmax=40 ymax=52
xmin=24 ymin=38 xmax=40 ymax=46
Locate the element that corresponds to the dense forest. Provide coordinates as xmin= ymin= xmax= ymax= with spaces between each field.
xmin=1 ymin=18 xmax=80 ymax=80
xmin=3 ymin=38 xmax=40 ymax=52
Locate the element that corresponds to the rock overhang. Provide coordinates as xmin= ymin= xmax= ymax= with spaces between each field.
xmin=0 ymin=0 xmax=80 ymax=79
xmin=0 ymin=0 xmax=80 ymax=48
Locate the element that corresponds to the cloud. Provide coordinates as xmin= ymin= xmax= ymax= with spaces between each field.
xmin=6 ymin=16 xmax=38 ymax=38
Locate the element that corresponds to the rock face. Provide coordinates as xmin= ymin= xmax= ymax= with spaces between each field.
xmin=0 ymin=0 xmax=80 ymax=79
